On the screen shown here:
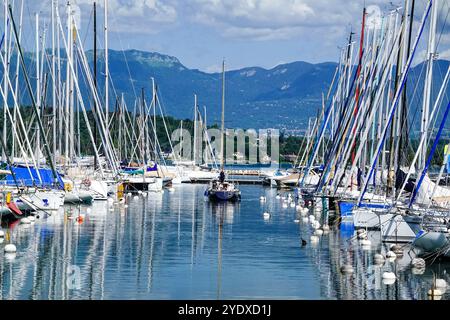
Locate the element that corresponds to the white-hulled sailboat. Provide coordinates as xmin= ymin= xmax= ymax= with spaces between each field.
xmin=205 ymin=60 xmax=240 ymax=201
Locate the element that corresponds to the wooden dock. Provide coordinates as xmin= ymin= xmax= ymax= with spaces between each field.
xmin=189 ymin=175 xmax=266 ymax=185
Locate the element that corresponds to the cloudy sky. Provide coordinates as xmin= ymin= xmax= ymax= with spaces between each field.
xmin=7 ymin=0 xmax=446 ymax=72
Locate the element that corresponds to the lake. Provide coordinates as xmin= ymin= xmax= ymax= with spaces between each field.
xmin=0 ymin=184 xmax=448 ymax=300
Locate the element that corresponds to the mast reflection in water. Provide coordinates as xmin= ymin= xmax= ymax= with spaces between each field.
xmin=0 ymin=185 xmax=448 ymax=300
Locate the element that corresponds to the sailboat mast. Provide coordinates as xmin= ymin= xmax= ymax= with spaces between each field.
xmin=419 ymin=0 xmax=438 ymax=170
xmin=220 ymin=60 xmax=225 ymax=171
xmin=12 ymin=0 xmax=24 ymax=160
xmin=397 ymin=0 xmax=415 ymax=167
xmin=52 ymin=0 xmax=57 ymax=167
xmin=152 ymin=77 xmax=156 ymax=161
xmin=204 ymin=106 xmax=208 ymax=165
xmin=180 ymin=120 xmax=183 ymax=159
xmin=36 ymin=13 xmax=40 ymax=168
xmin=93 ymin=0 xmax=98 ymax=170
xmin=2 ymin=0 xmax=8 ymax=162
xmin=64 ymin=2 xmax=71 ymax=166
xmin=104 ymin=0 xmax=109 ymax=138
xmin=193 ymin=94 xmax=197 ymax=165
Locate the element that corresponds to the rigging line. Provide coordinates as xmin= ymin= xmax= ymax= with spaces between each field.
xmin=81 ymin=4 xmax=94 ymax=48
xmin=108 ymin=8 xmax=138 ymax=100
xmin=410 ymin=97 xmax=450 ymax=207
xmin=358 ymin=0 xmax=433 ymax=205
xmin=435 ymin=0 xmax=450 ymax=50
xmin=8 ymin=4 xmax=62 ymax=188
xmin=154 ymin=86 xmax=178 ymax=137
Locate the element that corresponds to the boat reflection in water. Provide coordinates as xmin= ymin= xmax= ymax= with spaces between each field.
xmin=0 ymin=185 xmax=448 ymax=300
xmin=208 ymin=201 xmax=239 ymax=299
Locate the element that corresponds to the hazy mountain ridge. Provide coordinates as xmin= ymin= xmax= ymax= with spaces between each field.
xmin=4 ymin=49 xmax=448 ymax=132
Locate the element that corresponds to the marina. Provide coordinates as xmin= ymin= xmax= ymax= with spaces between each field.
xmin=1 ymin=184 xmax=449 ymax=300
xmin=1 ymin=0 xmax=450 ymax=303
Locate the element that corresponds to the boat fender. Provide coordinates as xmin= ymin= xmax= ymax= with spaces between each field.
xmin=386 ymin=251 xmax=397 ymax=259
xmin=340 ymin=265 xmax=354 ymax=274
xmin=4 ymin=244 xmax=17 ymax=253
xmin=382 ymin=272 xmax=396 ymax=280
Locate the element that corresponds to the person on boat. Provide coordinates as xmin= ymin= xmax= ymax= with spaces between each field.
xmin=219 ymin=170 xmax=225 ymax=183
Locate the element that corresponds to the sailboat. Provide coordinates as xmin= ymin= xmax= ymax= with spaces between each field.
xmin=205 ymin=60 xmax=240 ymax=201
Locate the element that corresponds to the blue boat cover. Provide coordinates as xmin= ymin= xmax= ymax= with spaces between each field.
xmin=0 ymin=164 xmax=64 ymax=189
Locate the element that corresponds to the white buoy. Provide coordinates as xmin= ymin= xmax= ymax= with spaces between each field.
xmin=296 ymin=205 xmax=303 ymax=212
xmin=314 ymin=229 xmax=324 ymax=236
xmin=138 ymin=190 xmax=143 ymax=195
xmin=340 ymin=265 xmax=354 ymax=274
xmin=168 ymin=187 xmax=175 ymax=192
xmin=383 ymin=278 xmax=396 ymax=285
xmin=4 ymin=244 xmax=17 ymax=253
xmin=0 ymin=238 xmax=4 ymax=244
xmin=411 ymin=258 xmax=426 ymax=268
xmin=133 ymin=195 xmax=139 ymax=200
xmin=374 ymin=253 xmax=385 ymax=264
xmin=86 ymin=208 xmax=92 ymax=214
xmin=124 ymin=205 xmax=128 ymax=208
xmin=382 ymin=272 xmax=396 ymax=280
xmin=0 ymin=230 xmax=5 ymax=238
xmin=411 ymin=267 xmax=425 ymax=275
xmin=260 ymin=196 xmax=266 ymax=202
xmin=310 ymin=235 xmax=320 ymax=243
xmin=143 ymin=193 xmax=147 ymax=197
xmin=290 ymin=203 xmax=295 ymax=208
xmin=322 ymin=225 xmax=330 ymax=231
xmin=21 ymin=217 xmax=31 ymax=225
xmin=435 ymin=279 xmax=447 ymax=289
xmin=263 ymin=212 xmax=270 ymax=220
xmin=127 ymin=192 xmax=132 ymax=197
xmin=390 ymin=244 xmax=403 ymax=256
xmin=386 ymin=251 xmax=397 ymax=259
xmin=302 ymin=217 xmax=309 ymax=223
xmin=276 ymin=195 xmax=281 ymax=199
xmin=302 ymin=208 xmax=309 ymax=214
xmin=282 ymin=203 xmax=288 ymax=209
xmin=313 ymin=222 xmax=321 ymax=230
xmin=294 ymin=219 xmax=300 ymax=223
xmin=309 ymin=215 xmax=315 ymax=221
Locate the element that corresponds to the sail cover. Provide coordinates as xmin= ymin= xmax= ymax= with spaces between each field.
xmin=0 ymin=164 xmax=64 ymax=189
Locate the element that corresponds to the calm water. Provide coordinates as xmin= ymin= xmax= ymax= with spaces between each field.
xmin=0 ymin=184 xmax=449 ymax=300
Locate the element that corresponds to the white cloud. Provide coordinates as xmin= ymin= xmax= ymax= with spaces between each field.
xmin=15 ymin=0 xmax=178 ymax=35
xmin=188 ymin=0 xmax=388 ymax=42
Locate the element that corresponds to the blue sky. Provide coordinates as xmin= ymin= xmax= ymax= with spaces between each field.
xmin=9 ymin=0 xmax=443 ymax=72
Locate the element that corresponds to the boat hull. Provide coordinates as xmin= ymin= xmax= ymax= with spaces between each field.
xmin=206 ymin=190 xmax=241 ymax=201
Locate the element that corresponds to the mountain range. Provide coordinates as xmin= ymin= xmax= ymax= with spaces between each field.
xmin=92 ymin=49 xmax=336 ymax=132
xmin=4 ymin=49 xmax=450 ymax=134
